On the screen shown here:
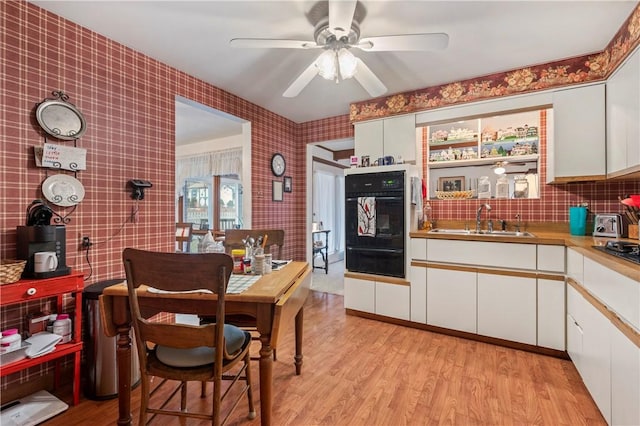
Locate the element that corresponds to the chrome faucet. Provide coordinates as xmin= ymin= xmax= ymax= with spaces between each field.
xmin=515 ymin=213 xmax=521 ymax=232
xmin=476 ymin=203 xmax=492 ymax=233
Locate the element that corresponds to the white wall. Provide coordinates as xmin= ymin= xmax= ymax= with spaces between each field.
xmin=176 ymin=133 xmax=243 ymax=157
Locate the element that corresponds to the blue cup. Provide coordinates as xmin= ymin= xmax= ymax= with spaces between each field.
xmin=569 ymin=206 xmax=587 ymax=235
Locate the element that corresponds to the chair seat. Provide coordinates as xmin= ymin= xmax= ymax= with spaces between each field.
xmin=156 ymin=325 xmax=249 ymax=368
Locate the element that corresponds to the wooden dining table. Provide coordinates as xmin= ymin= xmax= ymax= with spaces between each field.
xmin=99 ymin=261 xmax=312 ymax=426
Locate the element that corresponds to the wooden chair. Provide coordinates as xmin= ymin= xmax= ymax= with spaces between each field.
xmin=175 ymin=222 xmax=193 ymax=252
xmin=122 ymin=248 xmax=256 ymax=425
xmin=218 ymin=229 xmax=285 ymax=360
xmin=223 ymin=229 xmax=284 ymax=259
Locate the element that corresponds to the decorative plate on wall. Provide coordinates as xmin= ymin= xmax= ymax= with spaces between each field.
xmin=41 ymin=174 xmax=85 ymax=207
xmin=35 ymin=91 xmax=86 ymax=140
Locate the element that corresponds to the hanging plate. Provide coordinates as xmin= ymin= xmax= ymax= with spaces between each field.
xmin=35 ymin=94 xmax=86 ymax=140
xmin=41 ymin=174 xmax=85 ymax=207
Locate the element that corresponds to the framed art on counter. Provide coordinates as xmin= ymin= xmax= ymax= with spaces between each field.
xmin=438 ymin=176 xmax=465 ymax=192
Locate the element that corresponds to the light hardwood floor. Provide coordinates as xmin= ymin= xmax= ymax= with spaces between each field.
xmin=45 ymin=291 xmax=604 ymax=425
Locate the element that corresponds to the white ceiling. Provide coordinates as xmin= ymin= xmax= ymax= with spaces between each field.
xmin=30 ymin=0 xmax=637 ymax=144
xmin=175 ymin=98 xmax=245 ymax=145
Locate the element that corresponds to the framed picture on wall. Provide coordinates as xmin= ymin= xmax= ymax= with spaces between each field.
xmin=438 ymin=176 xmax=465 ymax=192
xmin=283 ymin=176 xmax=292 ymax=193
xmin=272 ymin=180 xmax=283 ymax=201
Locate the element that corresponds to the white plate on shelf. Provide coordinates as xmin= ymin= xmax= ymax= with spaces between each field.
xmin=41 ymin=174 xmax=85 ymax=207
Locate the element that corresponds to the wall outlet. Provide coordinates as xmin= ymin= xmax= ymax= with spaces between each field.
xmin=82 ymin=236 xmax=92 ymax=249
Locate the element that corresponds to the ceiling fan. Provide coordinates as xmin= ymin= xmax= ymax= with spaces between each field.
xmin=229 ymin=0 xmax=449 ymax=98
xmin=491 ymin=160 xmax=531 ymax=175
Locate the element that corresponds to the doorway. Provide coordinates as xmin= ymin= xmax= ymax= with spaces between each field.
xmin=175 ymin=96 xmax=252 ymax=235
xmin=306 ymin=139 xmax=352 ymax=294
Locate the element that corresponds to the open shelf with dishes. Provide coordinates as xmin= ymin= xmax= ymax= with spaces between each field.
xmin=427 ymin=111 xmax=540 ymax=167
xmin=424 ymin=109 xmax=543 ymax=200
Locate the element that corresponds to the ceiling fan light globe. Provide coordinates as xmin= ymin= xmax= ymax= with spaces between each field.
xmin=338 ymin=48 xmax=357 ymax=79
xmin=316 ymin=50 xmax=337 ymax=80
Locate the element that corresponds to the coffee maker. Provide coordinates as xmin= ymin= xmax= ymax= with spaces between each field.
xmin=17 ymin=225 xmax=71 ymax=279
xmin=16 ymin=200 xmax=71 ymax=279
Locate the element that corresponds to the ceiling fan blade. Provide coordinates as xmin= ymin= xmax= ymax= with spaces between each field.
xmin=283 ymin=59 xmax=319 ymax=98
xmin=357 ymin=33 xmax=449 ymax=51
xmin=229 ymin=38 xmax=319 ymax=49
xmin=329 ymin=0 xmax=357 ymax=38
xmin=354 ymin=58 xmax=387 ymax=98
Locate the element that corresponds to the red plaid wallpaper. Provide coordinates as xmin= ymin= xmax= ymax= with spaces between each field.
xmin=1 ymin=1 xmax=304 ymax=282
xmin=1 ymin=0 xmax=640 ymax=392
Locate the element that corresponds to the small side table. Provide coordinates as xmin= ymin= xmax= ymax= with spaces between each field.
xmin=312 ymin=230 xmax=330 ymax=274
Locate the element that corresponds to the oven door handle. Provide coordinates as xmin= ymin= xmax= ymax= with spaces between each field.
xmin=347 ymin=247 xmax=404 ymax=254
xmin=346 ymin=196 xmax=403 ymax=202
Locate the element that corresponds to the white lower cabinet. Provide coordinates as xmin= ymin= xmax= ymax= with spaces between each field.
xmin=477 ymin=273 xmax=537 ymax=345
xmin=375 ymin=282 xmax=410 ymax=321
xmin=581 ymin=299 xmax=612 ymax=424
xmin=566 ymin=312 xmax=583 ymax=374
xmin=611 ymin=325 xmax=640 ymax=426
xmin=344 ymin=277 xmax=375 ymax=314
xmin=537 ymin=278 xmax=565 ymax=350
xmin=344 ymin=276 xmax=410 ymax=320
xmin=409 ymin=265 xmax=427 ymax=323
xmin=567 ymin=285 xmax=611 ymax=424
xmin=427 ymin=268 xmax=476 ymax=333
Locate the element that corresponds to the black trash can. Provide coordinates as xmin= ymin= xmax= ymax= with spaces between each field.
xmin=83 ymin=279 xmax=140 ymax=400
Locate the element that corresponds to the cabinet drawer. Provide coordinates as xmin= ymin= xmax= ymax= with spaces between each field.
xmin=583 ymin=257 xmax=640 ymax=329
xmin=427 ymin=240 xmax=536 ymax=270
xmin=410 ymin=238 xmax=427 ymax=260
xmin=537 ymin=245 xmax=565 ymax=273
xmin=566 ymin=248 xmax=583 ymax=283
xmin=1 ymin=274 xmax=83 ymax=305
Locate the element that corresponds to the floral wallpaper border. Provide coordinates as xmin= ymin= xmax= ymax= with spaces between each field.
xmin=350 ymin=4 xmax=640 ymax=123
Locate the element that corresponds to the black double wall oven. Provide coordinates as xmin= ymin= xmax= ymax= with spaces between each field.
xmin=345 ymin=170 xmax=406 ymax=278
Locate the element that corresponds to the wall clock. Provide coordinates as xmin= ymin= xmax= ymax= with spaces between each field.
xmin=271 ymin=153 xmax=286 ymax=177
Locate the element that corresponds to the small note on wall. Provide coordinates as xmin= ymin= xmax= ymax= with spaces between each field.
xmin=36 ymin=143 xmax=87 ymax=171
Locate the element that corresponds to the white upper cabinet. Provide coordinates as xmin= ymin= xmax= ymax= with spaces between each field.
xmin=383 ymin=114 xmax=417 ymax=163
xmin=354 ymin=115 xmax=417 ymax=164
xmin=549 ymin=83 xmax=606 ymax=183
xmin=354 ymin=119 xmax=383 ymax=161
xmin=606 ymin=47 xmax=640 ymax=178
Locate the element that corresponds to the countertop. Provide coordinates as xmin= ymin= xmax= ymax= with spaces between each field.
xmin=410 ymin=227 xmax=640 ymax=282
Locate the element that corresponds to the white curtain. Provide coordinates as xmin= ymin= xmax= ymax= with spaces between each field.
xmin=175 ymin=148 xmax=242 ymax=196
xmin=313 ymin=170 xmax=339 ymax=254
xmin=334 ymin=175 xmax=345 ymax=253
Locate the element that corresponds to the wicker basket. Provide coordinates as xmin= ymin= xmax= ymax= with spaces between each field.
xmin=1 ymin=260 xmax=27 ymax=285
xmin=435 ymin=190 xmax=474 ymax=200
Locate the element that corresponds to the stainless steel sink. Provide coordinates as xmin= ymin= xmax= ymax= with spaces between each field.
xmin=428 ymin=228 xmax=536 ymax=238
xmin=479 ymin=230 xmax=536 ymax=237
xmin=427 ymin=228 xmax=476 ymax=235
